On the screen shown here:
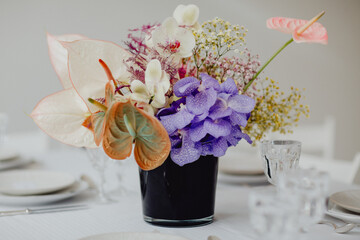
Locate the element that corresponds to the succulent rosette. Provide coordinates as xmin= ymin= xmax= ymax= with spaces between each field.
xmin=158 ymin=73 xmax=255 ymax=166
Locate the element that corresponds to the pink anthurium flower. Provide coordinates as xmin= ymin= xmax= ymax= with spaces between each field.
xmin=266 ymin=16 xmax=328 ymax=44
xmin=243 ymin=11 xmax=327 ymax=92
xmin=47 ymin=33 xmax=87 ymax=89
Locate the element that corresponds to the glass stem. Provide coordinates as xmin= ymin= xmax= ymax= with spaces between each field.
xmin=243 ymin=38 xmax=294 ymax=93
xmin=98 ymin=169 xmax=107 ymax=202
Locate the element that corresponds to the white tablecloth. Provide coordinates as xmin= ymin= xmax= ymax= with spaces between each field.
xmin=0 ymin=143 xmax=359 ymax=240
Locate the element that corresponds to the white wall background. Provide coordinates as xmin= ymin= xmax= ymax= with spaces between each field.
xmin=0 ymin=0 xmax=359 ymax=160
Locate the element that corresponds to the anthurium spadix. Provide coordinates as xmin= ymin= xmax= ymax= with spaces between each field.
xmin=47 ymin=33 xmax=87 ymax=89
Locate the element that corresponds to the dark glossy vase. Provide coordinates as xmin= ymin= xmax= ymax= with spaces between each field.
xmin=139 ymin=154 xmax=219 ymax=227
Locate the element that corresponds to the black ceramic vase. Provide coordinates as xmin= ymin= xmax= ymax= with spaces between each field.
xmin=139 ymin=154 xmax=219 ymax=227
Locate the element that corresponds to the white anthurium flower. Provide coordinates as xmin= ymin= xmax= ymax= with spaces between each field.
xmin=151 ymin=17 xmax=195 ymax=58
xmin=64 ymin=39 xmax=132 ymax=112
xmin=130 ymin=59 xmax=170 ymax=109
xmin=173 ymin=4 xmax=200 ymax=27
xmin=31 ymin=88 xmax=97 ymax=148
xmin=46 ymin=33 xmax=87 ymax=89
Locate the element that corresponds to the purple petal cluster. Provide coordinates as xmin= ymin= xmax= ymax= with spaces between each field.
xmin=157 ymin=74 xmax=255 ymax=166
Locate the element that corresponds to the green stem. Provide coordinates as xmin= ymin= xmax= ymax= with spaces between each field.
xmin=243 ymin=38 xmax=294 ymax=93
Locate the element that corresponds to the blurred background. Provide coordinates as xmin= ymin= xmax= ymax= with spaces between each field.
xmin=0 ymin=0 xmax=359 ymax=160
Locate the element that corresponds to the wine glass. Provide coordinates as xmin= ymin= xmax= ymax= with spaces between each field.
xmin=261 ymin=140 xmax=301 ymax=185
xmin=85 ymin=147 xmax=114 ymax=203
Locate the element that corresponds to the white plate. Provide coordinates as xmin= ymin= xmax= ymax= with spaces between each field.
xmin=218 ymin=172 xmax=268 ymax=184
xmin=0 ymin=180 xmax=88 ymax=206
xmin=0 ymin=157 xmax=33 ymax=171
xmin=0 ymin=170 xmax=76 ymax=196
xmin=326 ymin=201 xmax=360 ymax=224
xmin=0 ymin=148 xmax=19 ymax=161
xmin=79 ymin=232 xmax=189 ymax=240
xmin=220 ymin=150 xmax=263 ymax=175
xmin=329 ymin=190 xmax=360 ymax=214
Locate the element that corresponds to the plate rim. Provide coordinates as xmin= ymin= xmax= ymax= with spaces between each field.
xmin=0 ymin=170 xmax=76 ymax=196
xmin=0 ymin=180 xmax=88 ymax=205
xmin=329 ymin=189 xmax=360 ymax=214
xmin=0 ymin=148 xmax=19 ymax=162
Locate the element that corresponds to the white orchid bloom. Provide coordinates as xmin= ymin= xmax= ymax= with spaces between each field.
xmin=151 ymin=17 xmax=195 ymax=58
xmin=130 ymin=59 xmax=170 ymax=108
xmin=173 ymin=4 xmax=200 ymax=27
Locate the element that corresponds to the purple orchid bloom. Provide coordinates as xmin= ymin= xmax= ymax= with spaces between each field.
xmin=158 ymin=74 xmax=256 ymax=166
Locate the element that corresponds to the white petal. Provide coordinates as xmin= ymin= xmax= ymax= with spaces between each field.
xmin=161 ymin=17 xmax=179 ymax=36
xmin=130 ymin=80 xmax=148 ymax=94
xmin=176 ymin=28 xmax=196 ymax=57
xmin=130 ymin=80 xmax=150 ymax=103
xmin=47 ymin=33 xmax=86 ymax=89
xmin=183 ymin=5 xmax=199 ymax=26
xmin=173 ymin=4 xmax=199 ymax=26
xmin=31 ymin=88 xmax=96 ymax=147
xmin=159 ymin=71 xmax=170 ymax=93
xmin=173 ymin=5 xmax=186 ymax=24
xmin=64 ymin=39 xmax=132 ymax=112
xmin=151 ymin=90 xmax=166 ymax=108
xmin=145 ymin=59 xmax=162 ymax=93
xmin=145 ymin=59 xmax=162 ymax=82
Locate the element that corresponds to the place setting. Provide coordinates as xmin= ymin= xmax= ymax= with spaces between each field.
xmin=247 ymin=139 xmax=360 ymax=237
xmin=0 ymin=114 xmax=35 ymax=171
xmin=0 ymin=148 xmax=34 ymax=171
xmin=321 ymin=190 xmax=360 ymax=232
xmin=0 ymin=169 xmax=89 ymax=206
xmin=218 ymin=144 xmax=268 ymax=185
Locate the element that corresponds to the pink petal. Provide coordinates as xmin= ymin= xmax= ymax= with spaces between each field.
xmin=266 ymin=17 xmax=298 ymax=34
xmin=31 ymin=88 xmax=96 ymax=147
xmin=64 ymin=39 xmax=132 ymax=112
xmin=292 ymin=23 xmax=328 ymax=44
xmin=267 ymin=17 xmax=328 ymax=44
xmin=47 ymin=33 xmax=87 ymax=89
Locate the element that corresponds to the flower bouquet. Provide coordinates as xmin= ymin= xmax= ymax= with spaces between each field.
xmin=31 ymin=4 xmax=327 ymax=226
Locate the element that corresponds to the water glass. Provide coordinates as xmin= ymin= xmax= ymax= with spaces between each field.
xmin=261 ymin=140 xmax=301 ymax=185
xmin=277 ymin=168 xmax=330 ymax=231
xmin=248 ymin=187 xmax=300 ymax=240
